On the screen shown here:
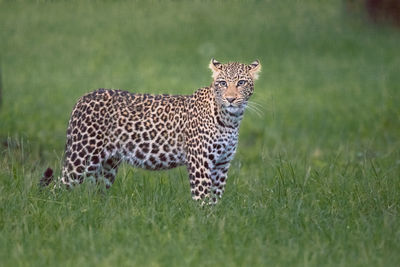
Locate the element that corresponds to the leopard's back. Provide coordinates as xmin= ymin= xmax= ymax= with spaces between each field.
xmin=62 ymin=89 xmax=188 ymax=186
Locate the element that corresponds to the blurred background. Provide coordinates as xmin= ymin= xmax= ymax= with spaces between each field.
xmin=0 ymin=0 xmax=399 ymax=163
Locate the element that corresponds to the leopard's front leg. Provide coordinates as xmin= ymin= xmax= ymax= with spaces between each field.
xmin=211 ymin=164 xmax=230 ymax=201
xmin=186 ymin=153 xmax=214 ymax=203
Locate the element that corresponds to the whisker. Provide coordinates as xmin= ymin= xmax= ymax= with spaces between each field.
xmin=248 ymin=108 xmax=262 ymax=118
xmin=246 ymin=104 xmax=264 ymax=117
xmin=247 ymin=102 xmax=265 ymax=113
xmin=247 ymin=102 xmax=263 ymax=110
xmin=247 ymin=100 xmax=264 ymax=108
xmin=247 ymin=101 xmax=265 ymax=116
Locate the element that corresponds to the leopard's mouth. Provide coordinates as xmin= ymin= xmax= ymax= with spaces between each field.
xmin=217 ymin=98 xmax=245 ymax=113
xmin=225 ymin=103 xmax=244 ymax=114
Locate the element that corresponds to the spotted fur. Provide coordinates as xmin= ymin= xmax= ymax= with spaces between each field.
xmin=41 ymin=59 xmax=261 ymax=203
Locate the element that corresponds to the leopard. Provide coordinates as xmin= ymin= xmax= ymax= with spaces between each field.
xmin=41 ymin=59 xmax=261 ymax=203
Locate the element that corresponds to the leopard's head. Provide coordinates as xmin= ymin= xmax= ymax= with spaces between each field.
xmin=209 ymin=59 xmax=261 ymax=114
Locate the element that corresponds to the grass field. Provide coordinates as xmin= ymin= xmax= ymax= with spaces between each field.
xmin=1 ymin=0 xmax=400 ymax=266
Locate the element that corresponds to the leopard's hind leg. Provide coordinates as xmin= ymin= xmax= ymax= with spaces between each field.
xmin=99 ymin=156 xmax=121 ymax=188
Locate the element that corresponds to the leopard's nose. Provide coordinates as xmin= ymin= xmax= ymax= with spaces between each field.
xmin=226 ymin=97 xmax=236 ymax=103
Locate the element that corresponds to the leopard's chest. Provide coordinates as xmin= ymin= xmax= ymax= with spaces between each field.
xmin=209 ymin=129 xmax=239 ymax=165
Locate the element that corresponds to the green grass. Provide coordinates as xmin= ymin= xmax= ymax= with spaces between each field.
xmin=1 ymin=0 xmax=400 ymax=266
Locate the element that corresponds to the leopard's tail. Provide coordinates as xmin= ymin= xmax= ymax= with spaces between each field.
xmin=39 ymin=167 xmax=54 ymax=187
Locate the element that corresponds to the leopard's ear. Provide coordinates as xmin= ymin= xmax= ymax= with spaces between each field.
xmin=249 ymin=60 xmax=261 ymax=80
xmin=209 ymin=58 xmax=222 ymax=79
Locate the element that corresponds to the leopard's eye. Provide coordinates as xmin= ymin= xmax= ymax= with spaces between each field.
xmin=237 ymin=80 xmax=246 ymax=86
xmin=218 ymin=81 xmax=227 ymax=87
